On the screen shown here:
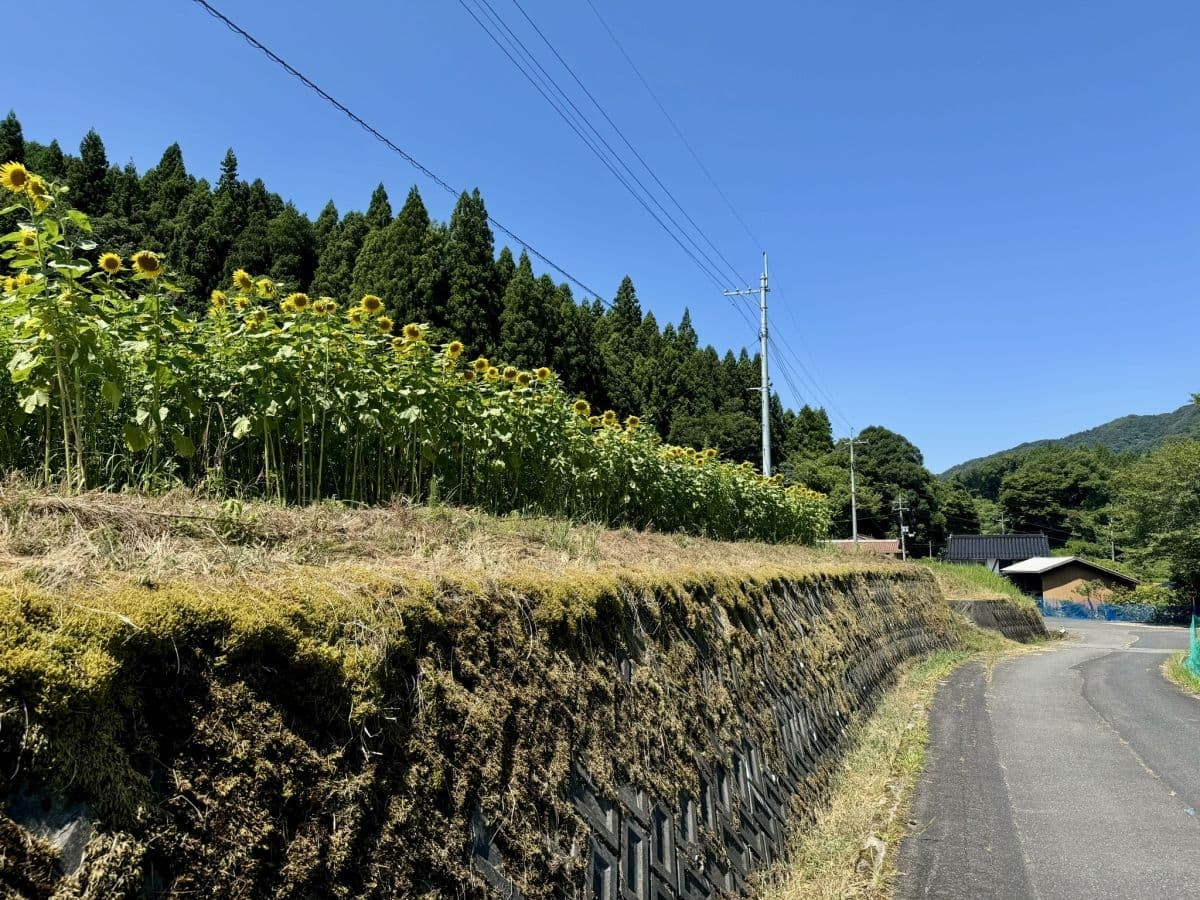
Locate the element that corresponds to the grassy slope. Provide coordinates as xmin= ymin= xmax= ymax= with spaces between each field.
xmin=1165 ymin=653 xmax=1200 ymax=696
xmin=918 ymin=559 xmax=1035 ymax=607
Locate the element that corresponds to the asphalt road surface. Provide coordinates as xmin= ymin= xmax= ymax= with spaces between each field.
xmin=896 ymin=618 xmax=1200 ymax=899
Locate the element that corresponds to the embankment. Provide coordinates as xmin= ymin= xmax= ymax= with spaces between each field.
xmin=0 ymin=496 xmax=961 ymax=898
xmin=950 ymin=599 xmax=1047 ymax=643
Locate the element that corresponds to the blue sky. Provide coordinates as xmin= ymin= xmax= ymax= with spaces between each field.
xmin=10 ymin=1 xmax=1199 ymax=471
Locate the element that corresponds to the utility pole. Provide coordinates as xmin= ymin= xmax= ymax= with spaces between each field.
xmin=845 ymin=435 xmax=867 ymax=546
xmin=1108 ymin=517 xmax=1116 ymax=561
xmin=724 ymin=253 xmax=771 ymax=476
xmin=894 ymin=494 xmax=910 ymax=561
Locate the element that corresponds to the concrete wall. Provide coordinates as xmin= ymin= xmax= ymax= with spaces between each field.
xmin=1042 ymin=563 xmax=1130 ymax=602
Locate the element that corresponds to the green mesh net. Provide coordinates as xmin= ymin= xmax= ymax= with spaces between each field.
xmin=1188 ymin=615 xmax=1200 ymax=678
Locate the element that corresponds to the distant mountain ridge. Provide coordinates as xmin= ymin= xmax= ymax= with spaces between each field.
xmin=941 ymin=401 xmax=1200 ymax=478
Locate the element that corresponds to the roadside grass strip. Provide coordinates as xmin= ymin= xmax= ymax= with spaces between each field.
xmin=1164 ymin=652 xmax=1200 ymax=697
xmin=756 ymin=626 xmax=1016 ymax=899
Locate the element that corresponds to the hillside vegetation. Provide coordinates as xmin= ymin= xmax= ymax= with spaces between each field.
xmin=942 ymin=401 xmax=1200 ymax=480
xmin=0 ymin=163 xmax=825 ymax=543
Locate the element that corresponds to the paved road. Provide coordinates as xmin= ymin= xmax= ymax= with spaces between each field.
xmin=896 ymin=618 xmax=1200 ymax=899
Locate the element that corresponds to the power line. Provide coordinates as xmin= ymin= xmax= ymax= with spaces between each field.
xmin=508 ymin=0 xmax=749 ymax=289
xmin=582 ymin=0 xmax=762 ymax=250
xmin=187 ymin=0 xmax=608 ymax=304
xmin=459 ymin=0 xmax=736 ymax=291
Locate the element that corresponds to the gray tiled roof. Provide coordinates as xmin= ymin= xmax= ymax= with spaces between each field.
xmin=944 ymin=534 xmax=1050 ymax=562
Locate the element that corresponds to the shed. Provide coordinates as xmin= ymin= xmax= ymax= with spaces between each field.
xmin=944 ymin=534 xmax=1051 ymax=573
xmin=1000 ymin=556 xmax=1138 ymax=603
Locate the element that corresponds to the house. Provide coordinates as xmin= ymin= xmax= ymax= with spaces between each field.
xmin=944 ymin=534 xmax=1050 ymax=573
xmin=824 ymin=539 xmax=902 ymax=558
xmin=1000 ymin=556 xmax=1138 ymax=603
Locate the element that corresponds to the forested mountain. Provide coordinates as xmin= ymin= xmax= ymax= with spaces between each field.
xmin=942 ymin=402 xmax=1200 ymax=480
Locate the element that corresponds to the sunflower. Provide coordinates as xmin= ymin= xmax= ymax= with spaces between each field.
xmin=462 ymin=370 xmax=477 ymax=383
xmin=25 ymin=176 xmax=51 ymax=211
xmin=572 ymin=399 xmax=590 ymax=417
xmin=376 ymin=315 xmax=394 ymax=334
xmin=98 ymin=252 xmax=122 ymax=274
xmin=2 ymin=277 xmax=14 ymax=292
xmin=131 ymin=250 xmax=163 ymax=279
xmin=535 ymin=366 xmax=551 ymax=381
xmin=210 ymin=290 xmax=227 ymax=309
xmin=625 ymin=415 xmax=641 ymax=430
xmin=472 ymin=356 xmax=489 ymax=373
xmin=16 ymin=273 xmax=33 ymax=287
xmin=255 ymin=278 xmax=276 ymax=299
xmin=515 ymin=371 xmax=532 ymax=388
xmin=391 ymin=336 xmax=407 ymax=353
xmin=313 ymin=297 xmax=337 ymax=316
xmin=361 ymin=294 xmax=383 ymax=315
xmin=281 ymin=296 xmax=297 ymax=313
xmin=704 ymin=448 xmax=717 ymax=459
xmin=540 ymin=394 xmax=554 ymax=405
xmin=402 ymin=322 xmax=423 ymax=342
xmin=18 ymin=231 xmax=37 ymax=251
xmin=502 ymin=366 xmax=518 ymax=383
xmin=0 ymin=162 xmax=29 ymax=193
xmin=348 ymin=306 xmax=365 ymax=326
xmin=286 ymin=292 xmax=309 ymax=311
xmin=446 ymin=340 xmax=465 ymax=358
xmin=588 ymin=415 xmax=601 ymax=428
xmin=485 ymin=366 xmax=501 ymax=383
xmin=602 ymin=410 xmax=618 ymax=426
xmin=233 ymin=269 xmax=254 ymax=292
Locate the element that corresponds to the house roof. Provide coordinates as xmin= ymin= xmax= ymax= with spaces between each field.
xmin=1000 ymin=556 xmax=1139 ymax=584
xmin=944 ymin=534 xmax=1050 ymax=561
xmin=825 ymin=539 xmax=901 ymax=554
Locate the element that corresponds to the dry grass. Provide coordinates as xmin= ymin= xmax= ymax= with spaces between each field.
xmin=0 ymin=477 xmax=908 ymax=594
xmin=756 ymin=627 xmax=1018 ymax=900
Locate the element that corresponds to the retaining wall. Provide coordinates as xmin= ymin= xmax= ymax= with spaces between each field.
xmin=951 ymin=598 xmax=1047 ymax=643
xmin=1 ymin=567 xmax=956 ymax=898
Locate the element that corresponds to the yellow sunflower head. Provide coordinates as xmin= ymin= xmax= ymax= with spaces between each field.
xmin=516 ymin=371 xmax=532 ymax=388
xmin=313 ymin=297 xmax=337 ymax=316
xmin=485 ymin=366 xmax=501 ymax=383
xmin=281 ymin=296 xmax=297 ymax=313
xmin=535 ymin=366 xmax=552 ymax=381
xmin=3 ymin=277 xmax=14 ymax=292
xmin=18 ymin=231 xmax=37 ymax=251
xmin=588 ymin=415 xmax=601 ymax=428
xmin=402 ymin=322 xmax=423 ymax=342
xmin=462 ymin=369 xmax=477 ymax=383
xmin=98 ymin=252 xmax=122 ymax=274
xmin=255 ymin=278 xmax=275 ymax=299
xmin=286 ymin=292 xmax=309 ymax=311
xmin=572 ymin=399 xmax=590 ymax=417
xmin=360 ymin=294 xmax=383 ymax=315
xmin=25 ymin=176 xmax=51 ymax=211
xmin=0 ymin=162 xmax=29 ymax=193
xmin=376 ymin=315 xmax=394 ymax=334
xmin=131 ymin=250 xmax=163 ymax=279
xmin=446 ymin=340 xmax=465 ymax=358
xmin=348 ymin=306 xmax=365 ymax=326
xmin=234 ymin=294 xmax=250 ymax=310
xmin=704 ymin=448 xmax=718 ymax=459
xmin=15 ymin=272 xmax=34 ymax=287
xmin=625 ymin=415 xmax=641 ymax=430
xmin=502 ymin=366 xmax=518 ymax=383
xmin=472 ymin=356 xmax=489 ymax=373
xmin=210 ymin=289 xmax=227 ymax=309
xmin=602 ymin=410 xmax=618 ymax=426
xmin=391 ymin=336 xmax=407 ymax=354
xmin=233 ymin=269 xmax=254 ymax=291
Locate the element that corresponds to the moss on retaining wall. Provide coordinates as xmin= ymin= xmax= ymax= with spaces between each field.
xmin=0 ymin=560 xmax=957 ymax=897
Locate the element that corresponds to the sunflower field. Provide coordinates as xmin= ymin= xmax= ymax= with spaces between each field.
xmin=0 ymin=163 xmax=828 ymax=543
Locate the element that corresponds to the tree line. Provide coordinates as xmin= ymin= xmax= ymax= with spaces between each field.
xmin=0 ymin=111 xmax=839 ymax=470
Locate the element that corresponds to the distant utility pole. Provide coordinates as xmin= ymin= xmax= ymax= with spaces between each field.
xmin=894 ymin=494 xmax=910 ymax=561
xmin=845 ymin=435 xmax=868 ymax=546
xmin=1108 ymin=517 xmax=1116 ymax=561
xmin=724 ymin=252 xmax=771 ymax=477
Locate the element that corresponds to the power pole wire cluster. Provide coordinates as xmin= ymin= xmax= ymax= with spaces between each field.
xmin=894 ymin=494 xmax=911 ymax=561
